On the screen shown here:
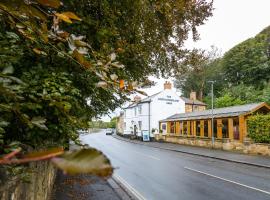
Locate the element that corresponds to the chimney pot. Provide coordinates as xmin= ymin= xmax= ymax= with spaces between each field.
xmin=190 ymin=91 xmax=196 ymax=100
xmin=164 ymin=81 xmax=172 ymax=90
xmin=134 ymin=95 xmax=141 ymax=102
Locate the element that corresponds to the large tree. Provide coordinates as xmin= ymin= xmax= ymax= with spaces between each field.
xmin=174 ymin=47 xmax=223 ymax=100
xmin=222 ymin=26 xmax=270 ymax=89
xmin=0 ymin=0 xmax=213 ymax=174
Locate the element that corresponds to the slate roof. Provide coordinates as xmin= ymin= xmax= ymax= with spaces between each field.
xmin=180 ymin=97 xmax=207 ymax=106
xmin=125 ymin=91 xmax=161 ymax=109
xmin=160 ymin=103 xmax=263 ymax=122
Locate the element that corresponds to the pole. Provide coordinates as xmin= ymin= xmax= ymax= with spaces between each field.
xmin=211 ymin=82 xmax=214 ymax=148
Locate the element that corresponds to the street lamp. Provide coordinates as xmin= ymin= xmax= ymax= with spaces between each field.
xmin=207 ymin=81 xmax=215 ymax=148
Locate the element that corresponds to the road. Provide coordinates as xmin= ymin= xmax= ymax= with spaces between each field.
xmin=80 ymin=131 xmax=270 ymax=200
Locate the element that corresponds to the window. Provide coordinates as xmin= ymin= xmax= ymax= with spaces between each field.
xmin=222 ymin=119 xmax=229 ymax=138
xmin=124 ymin=110 xmax=126 ymax=117
xmin=183 ymin=121 xmax=187 ymax=135
xmin=162 ymin=123 xmax=167 ymax=131
xmin=170 ymin=122 xmax=175 ymax=134
xmin=124 ymin=122 xmax=126 ymax=130
xmin=233 ymin=118 xmax=240 ymax=140
xmin=213 ymin=120 xmax=217 ymax=138
xmin=138 ymin=121 xmax=142 ymax=130
xmin=138 ymin=105 xmax=142 ymax=114
xmin=180 ymin=121 xmax=183 ymax=135
xmin=134 ymin=107 xmax=137 ymax=116
xmin=196 ymin=121 xmax=200 ymax=136
xmin=204 ymin=120 xmax=208 ymax=137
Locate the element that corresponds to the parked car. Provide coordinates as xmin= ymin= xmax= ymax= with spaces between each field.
xmin=105 ymin=128 xmax=114 ymax=135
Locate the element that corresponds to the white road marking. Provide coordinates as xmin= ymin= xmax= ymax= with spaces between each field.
xmin=184 ymin=167 xmax=270 ymax=195
xmin=113 ymin=174 xmax=147 ymax=200
xmin=132 ymin=150 xmax=161 ymax=161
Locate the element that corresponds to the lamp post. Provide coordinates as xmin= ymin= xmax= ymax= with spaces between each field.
xmin=208 ymin=81 xmax=215 ymax=148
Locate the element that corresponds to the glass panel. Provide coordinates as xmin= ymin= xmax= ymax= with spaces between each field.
xmin=204 ymin=120 xmax=208 ymax=137
xmin=222 ymin=119 xmax=229 ymax=138
xmin=233 ymin=118 xmax=240 ymax=140
xmin=196 ymin=121 xmax=200 ymax=136
xmin=213 ymin=120 xmax=217 ymax=138
xmin=183 ymin=121 xmax=187 ymax=135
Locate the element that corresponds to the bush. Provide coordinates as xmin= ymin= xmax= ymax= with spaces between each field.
xmin=247 ymin=114 xmax=270 ymax=143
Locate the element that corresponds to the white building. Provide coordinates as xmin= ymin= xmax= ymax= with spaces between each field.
xmin=123 ymin=82 xmax=185 ymax=139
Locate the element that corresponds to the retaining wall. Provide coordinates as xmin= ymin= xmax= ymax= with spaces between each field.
xmin=0 ymin=161 xmax=56 ymax=200
xmin=155 ymin=134 xmax=270 ymax=156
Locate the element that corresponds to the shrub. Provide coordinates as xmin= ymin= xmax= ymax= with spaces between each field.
xmin=247 ymin=114 xmax=270 ymax=143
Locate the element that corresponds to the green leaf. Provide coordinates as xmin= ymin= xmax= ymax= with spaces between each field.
xmin=2 ymin=66 xmax=14 ymax=74
xmin=31 ymin=116 xmax=48 ymax=130
xmin=51 ymin=148 xmax=113 ymax=177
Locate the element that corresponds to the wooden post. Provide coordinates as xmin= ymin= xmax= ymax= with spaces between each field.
xmin=193 ymin=121 xmax=197 ymax=136
xmin=208 ymin=120 xmax=212 ymax=138
xmin=239 ymin=115 xmax=246 ymax=142
xmin=200 ymin=120 xmax=204 ymax=137
xmin=179 ymin=121 xmax=182 ymax=135
xmin=217 ymin=119 xmax=222 ymax=139
xmin=187 ymin=121 xmax=190 ymax=136
xmin=167 ymin=122 xmax=170 ymax=135
xmin=228 ymin=118 xmax=234 ymax=140
xmin=175 ymin=121 xmax=180 ymax=136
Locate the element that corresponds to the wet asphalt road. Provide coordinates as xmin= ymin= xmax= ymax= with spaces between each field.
xmin=80 ymin=131 xmax=270 ymax=200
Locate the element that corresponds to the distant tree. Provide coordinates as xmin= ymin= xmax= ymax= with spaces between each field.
xmin=215 ymin=94 xmax=245 ymax=108
xmin=174 ymin=47 xmax=224 ymax=100
xmin=222 ymin=26 xmax=270 ymax=88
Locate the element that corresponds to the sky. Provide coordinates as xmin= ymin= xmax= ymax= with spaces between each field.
xmin=102 ymin=0 xmax=270 ymax=121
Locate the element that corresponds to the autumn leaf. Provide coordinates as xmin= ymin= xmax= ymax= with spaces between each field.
xmin=55 ymin=13 xmax=73 ymax=23
xmin=119 ymin=79 xmax=125 ymax=89
xmin=61 ymin=12 xmax=81 ymax=21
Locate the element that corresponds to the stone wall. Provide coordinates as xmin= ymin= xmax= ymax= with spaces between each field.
xmin=155 ymin=134 xmax=270 ymax=156
xmin=0 ymin=161 xmax=56 ymax=200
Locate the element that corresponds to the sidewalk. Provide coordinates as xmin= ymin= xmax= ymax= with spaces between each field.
xmin=51 ymin=144 xmax=135 ymax=200
xmin=113 ymin=135 xmax=270 ymax=169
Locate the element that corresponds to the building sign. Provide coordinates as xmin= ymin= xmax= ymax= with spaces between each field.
xmin=158 ymin=98 xmax=179 ymax=103
xmin=142 ymin=130 xmax=150 ymax=141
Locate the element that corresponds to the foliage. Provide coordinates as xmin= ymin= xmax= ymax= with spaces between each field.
xmin=247 ymin=114 xmax=270 ymax=143
xmin=0 ymin=0 xmax=214 ymax=175
xmin=215 ymin=94 xmax=245 ymax=108
xmin=64 ymin=0 xmax=214 ymax=79
xmin=174 ymin=47 xmax=224 ymax=100
xmin=222 ymin=26 xmax=270 ymax=89
xmin=176 ymin=26 xmax=270 ymax=108
xmin=214 ymin=84 xmax=270 ymax=108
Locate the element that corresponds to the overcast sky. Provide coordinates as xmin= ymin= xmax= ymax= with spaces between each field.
xmin=102 ymin=0 xmax=270 ymax=121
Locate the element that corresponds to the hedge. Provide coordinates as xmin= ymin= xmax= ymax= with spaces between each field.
xmin=247 ymin=114 xmax=270 ymax=143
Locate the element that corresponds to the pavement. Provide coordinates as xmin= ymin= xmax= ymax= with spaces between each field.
xmin=113 ymin=134 xmax=270 ymax=169
xmin=80 ymin=131 xmax=270 ymax=200
xmin=51 ymin=143 xmax=137 ymax=200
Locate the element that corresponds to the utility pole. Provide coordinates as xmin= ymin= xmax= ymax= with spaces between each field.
xmin=208 ymin=81 xmax=215 ymax=148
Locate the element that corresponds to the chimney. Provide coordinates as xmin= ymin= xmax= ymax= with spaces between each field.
xmin=164 ymin=81 xmax=172 ymax=90
xmin=134 ymin=95 xmax=141 ymax=102
xmin=190 ymin=91 xmax=196 ymax=100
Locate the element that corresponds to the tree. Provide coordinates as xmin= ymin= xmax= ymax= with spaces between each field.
xmin=174 ymin=47 xmax=223 ymax=100
xmin=222 ymin=26 xmax=270 ymax=88
xmin=0 ymin=0 xmax=213 ymax=175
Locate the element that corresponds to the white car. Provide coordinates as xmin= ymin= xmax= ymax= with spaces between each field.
xmin=105 ymin=128 xmax=114 ymax=135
